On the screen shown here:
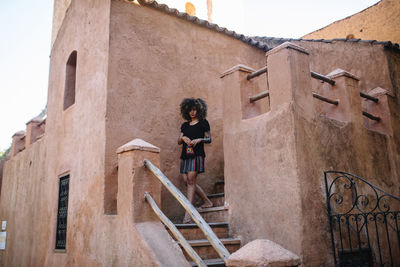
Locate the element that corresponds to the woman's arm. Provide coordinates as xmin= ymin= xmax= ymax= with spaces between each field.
xmin=191 ymin=131 xmax=211 ymax=146
xmin=178 ymin=132 xmax=191 ymax=145
xmin=203 ymin=131 xmax=211 ymax=144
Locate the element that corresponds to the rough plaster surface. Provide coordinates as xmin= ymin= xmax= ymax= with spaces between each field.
xmin=221 ymin=42 xmax=400 ymax=266
xmin=303 ymin=0 xmax=400 ymax=44
xmin=291 ymin=41 xmax=394 ymax=99
xmin=51 ymin=0 xmax=72 ymax=48
xmin=105 ymin=0 xmax=266 ymax=219
xmin=0 ymin=0 xmax=264 ymax=265
xmin=0 ymin=139 xmax=46 ymax=266
xmin=1 ymin=0 xmax=400 ymax=266
xmin=227 ymin=239 xmax=300 ymax=267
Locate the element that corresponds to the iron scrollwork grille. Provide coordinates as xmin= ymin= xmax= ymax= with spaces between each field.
xmin=55 ymin=174 xmax=70 ymax=250
xmin=324 ymin=171 xmax=400 ymax=266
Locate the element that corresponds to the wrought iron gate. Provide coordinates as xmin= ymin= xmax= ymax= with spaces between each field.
xmin=324 ymin=171 xmax=400 ymax=266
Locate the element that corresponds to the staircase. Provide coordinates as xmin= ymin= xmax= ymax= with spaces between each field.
xmin=167 ymin=181 xmax=241 ymax=267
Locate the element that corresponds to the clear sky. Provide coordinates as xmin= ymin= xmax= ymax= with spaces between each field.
xmin=0 ymin=0 xmax=379 ymax=151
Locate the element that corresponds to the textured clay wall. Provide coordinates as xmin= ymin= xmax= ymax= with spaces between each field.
xmin=288 ymin=40 xmax=395 ymax=117
xmin=23 ymin=0 xmax=113 ymax=266
xmin=303 ymin=0 xmax=400 ymax=44
xmin=221 ymin=43 xmax=400 ymax=265
xmin=0 ymin=139 xmax=46 ymax=266
xmin=51 ymin=0 xmax=71 ymax=48
xmin=105 ymin=0 xmax=266 ymax=220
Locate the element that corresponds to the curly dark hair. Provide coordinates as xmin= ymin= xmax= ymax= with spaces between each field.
xmin=180 ymin=98 xmax=207 ymax=121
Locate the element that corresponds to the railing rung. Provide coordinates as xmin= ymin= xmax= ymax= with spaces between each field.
xmin=144 ymin=159 xmax=230 ymax=264
xmin=144 ymin=192 xmax=207 ymax=267
xmin=249 ymin=90 xmax=269 ymax=103
xmin=312 ymin=92 xmax=339 ymax=105
xmin=311 ymin=71 xmax=335 ymax=85
xmin=360 ymin=92 xmax=379 ymax=103
xmin=247 ymin=66 xmax=267 ymax=80
xmin=362 ymin=111 xmax=381 ymax=121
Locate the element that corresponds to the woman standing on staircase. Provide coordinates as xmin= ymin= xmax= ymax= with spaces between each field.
xmin=178 ymin=98 xmax=213 ymax=223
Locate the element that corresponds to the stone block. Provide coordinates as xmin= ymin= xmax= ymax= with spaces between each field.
xmin=227 ymin=239 xmax=301 ymax=267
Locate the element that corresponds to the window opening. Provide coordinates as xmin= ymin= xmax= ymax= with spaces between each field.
xmin=55 ymin=174 xmax=70 ymax=250
xmin=63 ymin=51 xmax=77 ymax=110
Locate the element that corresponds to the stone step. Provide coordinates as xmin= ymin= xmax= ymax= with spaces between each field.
xmin=171 ymin=222 xmax=229 ymax=240
xmin=182 ymin=238 xmax=241 ymax=260
xmin=189 ymin=258 xmax=225 ymax=267
xmin=198 ymin=206 xmax=228 ymax=223
xmin=214 ymin=181 xmax=225 ymax=194
xmin=208 ymin=193 xmax=224 ymax=207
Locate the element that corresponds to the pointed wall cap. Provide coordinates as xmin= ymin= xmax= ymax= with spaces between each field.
xmin=220 ymin=64 xmax=255 ymax=78
xmin=265 ymin=41 xmax=309 ymax=57
xmin=26 ymin=116 xmax=44 ymax=125
xmin=366 ymin=87 xmax=394 ymax=97
xmin=12 ymin=130 xmax=26 ymax=137
xmin=227 ymin=239 xmax=301 ymax=267
xmin=116 ymin=138 xmax=160 ymax=154
xmin=327 ymin=68 xmax=359 ymax=81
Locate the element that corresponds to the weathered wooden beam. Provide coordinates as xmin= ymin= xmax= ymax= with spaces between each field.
xmin=360 ymin=92 xmax=379 ymax=103
xmin=312 ymin=92 xmax=339 ymax=105
xmin=362 ymin=111 xmax=381 ymax=121
xmin=144 ymin=192 xmax=207 ymax=267
xmin=311 ymin=71 xmax=335 ymax=85
xmin=249 ymin=90 xmax=269 ymax=103
xmin=144 ymin=159 xmax=230 ymax=264
xmin=247 ymin=66 xmax=267 ymax=80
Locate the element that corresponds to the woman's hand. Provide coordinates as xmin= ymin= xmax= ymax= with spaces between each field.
xmin=182 ymin=136 xmax=192 ymax=145
xmin=190 ymin=138 xmax=203 ymax=146
xmin=178 ymin=133 xmax=191 ymax=145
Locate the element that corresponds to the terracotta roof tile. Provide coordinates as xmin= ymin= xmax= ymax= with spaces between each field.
xmin=130 ymin=0 xmax=399 ymax=53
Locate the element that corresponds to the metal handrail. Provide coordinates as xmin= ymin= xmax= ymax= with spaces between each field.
xmin=312 ymin=92 xmax=339 ymax=105
xmin=249 ymin=90 xmax=269 ymax=103
xmin=144 ymin=159 xmax=230 ymax=264
xmin=360 ymin=92 xmax=379 ymax=103
xmin=144 ymin=192 xmax=207 ymax=267
xmin=247 ymin=66 xmax=267 ymax=80
xmin=311 ymin=71 xmax=335 ymax=85
xmin=362 ymin=111 xmax=381 ymax=121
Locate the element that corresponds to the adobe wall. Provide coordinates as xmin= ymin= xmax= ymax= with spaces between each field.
xmin=51 ymin=0 xmax=72 ymax=48
xmin=221 ymin=43 xmax=400 ymax=265
xmin=0 ymin=139 xmax=46 ymax=266
xmin=303 ymin=0 xmax=400 ymax=44
xmin=291 ymin=40 xmax=395 ymax=94
xmin=105 ymin=0 xmax=266 ymax=220
xmin=1 ymin=0 xmax=114 ymax=266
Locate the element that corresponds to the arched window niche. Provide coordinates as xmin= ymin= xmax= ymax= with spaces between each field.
xmin=63 ymin=51 xmax=77 ymax=110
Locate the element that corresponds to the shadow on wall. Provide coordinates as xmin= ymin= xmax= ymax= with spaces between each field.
xmin=0 ymin=149 xmax=10 ymax=197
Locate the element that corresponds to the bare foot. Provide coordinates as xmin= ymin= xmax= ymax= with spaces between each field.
xmin=182 ymin=213 xmax=192 ymax=224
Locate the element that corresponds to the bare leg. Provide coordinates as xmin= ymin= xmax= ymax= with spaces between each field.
xmin=183 ymin=171 xmax=197 ymax=223
xmin=182 ymin=173 xmax=213 ymax=208
xmin=195 ymin=184 xmax=213 ymax=208
xmin=187 ymin=171 xmax=197 ymax=204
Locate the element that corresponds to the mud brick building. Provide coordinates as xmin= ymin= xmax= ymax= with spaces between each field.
xmin=1 ymin=0 xmax=399 ymax=266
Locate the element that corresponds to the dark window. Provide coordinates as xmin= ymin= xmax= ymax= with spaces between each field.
xmin=63 ymin=51 xmax=77 ymax=110
xmin=55 ymin=174 xmax=70 ymax=250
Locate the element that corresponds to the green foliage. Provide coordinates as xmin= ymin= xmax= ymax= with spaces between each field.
xmin=0 ymin=147 xmax=10 ymax=161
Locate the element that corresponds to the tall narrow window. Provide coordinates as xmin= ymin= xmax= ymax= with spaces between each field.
xmin=55 ymin=174 xmax=70 ymax=250
xmin=63 ymin=51 xmax=77 ymax=110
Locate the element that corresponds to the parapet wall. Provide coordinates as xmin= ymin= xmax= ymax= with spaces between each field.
xmin=0 ymin=138 xmax=46 ymax=265
xmin=221 ymin=42 xmax=400 ymax=266
xmin=303 ymin=0 xmax=400 ymax=44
